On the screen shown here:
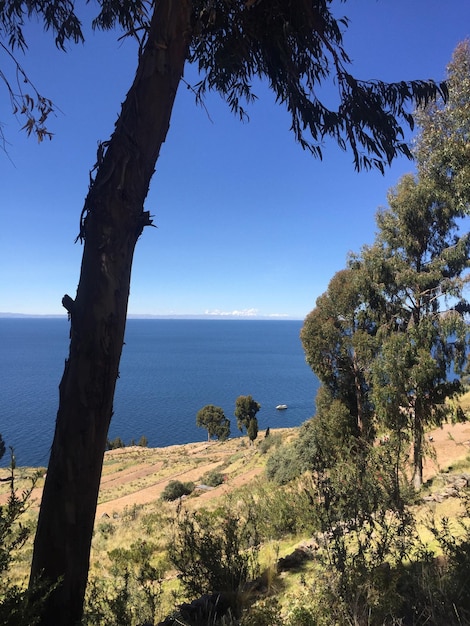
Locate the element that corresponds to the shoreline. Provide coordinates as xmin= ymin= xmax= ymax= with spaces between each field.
xmin=2 ymin=422 xmax=470 ymax=518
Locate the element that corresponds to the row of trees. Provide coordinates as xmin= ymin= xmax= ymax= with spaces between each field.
xmin=106 ymin=435 xmax=149 ymax=450
xmin=301 ymin=41 xmax=470 ymax=490
xmin=196 ymin=395 xmax=261 ymax=443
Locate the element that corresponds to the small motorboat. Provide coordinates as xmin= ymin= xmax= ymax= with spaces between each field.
xmin=275 ymin=404 xmax=288 ymax=410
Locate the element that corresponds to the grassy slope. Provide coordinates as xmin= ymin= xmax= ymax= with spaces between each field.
xmin=3 ymin=415 xmax=470 ymax=620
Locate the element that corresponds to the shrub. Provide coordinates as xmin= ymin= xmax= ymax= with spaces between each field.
xmin=201 ymin=470 xmax=225 ymax=487
xmin=97 ymin=520 xmax=115 ymax=538
xmin=84 ymin=541 xmax=164 ymax=626
xmin=265 ymin=443 xmax=302 ymax=485
xmin=0 ymin=449 xmax=53 ymax=625
xmin=258 ymin=432 xmax=282 ymax=455
xmin=283 ymin=604 xmax=317 ymax=626
xmin=241 ymin=598 xmax=283 ymax=625
xmin=141 ymin=510 xmax=167 ymax=535
xmin=161 ymin=480 xmax=195 ymax=501
xmin=408 ymin=494 xmax=470 ymax=624
xmin=289 ymin=436 xmax=419 ymax=625
xmin=168 ymin=509 xmax=259 ymax=618
xmin=236 ymin=482 xmax=316 ymax=541
xmin=121 ymin=503 xmax=142 ymax=523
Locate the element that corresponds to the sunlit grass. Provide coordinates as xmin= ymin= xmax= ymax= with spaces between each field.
xmin=4 ymin=423 xmax=470 ymax=621
xmin=459 ymin=389 xmax=470 ymax=413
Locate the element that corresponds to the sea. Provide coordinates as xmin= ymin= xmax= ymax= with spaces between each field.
xmin=0 ymin=318 xmax=319 ymax=468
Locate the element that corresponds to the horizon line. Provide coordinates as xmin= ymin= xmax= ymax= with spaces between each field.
xmin=0 ymin=312 xmax=305 ymax=321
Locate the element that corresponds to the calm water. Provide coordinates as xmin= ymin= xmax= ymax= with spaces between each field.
xmin=0 ymin=318 xmax=318 ymax=467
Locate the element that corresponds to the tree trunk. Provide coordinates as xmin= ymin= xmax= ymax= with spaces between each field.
xmin=352 ymin=353 xmax=365 ymax=436
xmin=29 ymin=2 xmax=192 ymax=624
xmin=412 ymin=405 xmax=424 ymax=490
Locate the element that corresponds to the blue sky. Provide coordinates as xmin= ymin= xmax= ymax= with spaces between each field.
xmin=1 ymin=1 xmax=469 ymax=319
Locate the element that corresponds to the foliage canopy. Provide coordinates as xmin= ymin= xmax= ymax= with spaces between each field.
xmin=196 ymin=405 xmax=231 ymax=441
xmin=1 ymin=0 xmax=447 ymax=168
xmin=302 ymin=39 xmax=470 ymax=489
xmin=234 ymin=395 xmax=260 ymax=434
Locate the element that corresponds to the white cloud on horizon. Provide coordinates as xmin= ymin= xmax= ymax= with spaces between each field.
xmin=204 ymin=308 xmax=290 ymax=319
xmin=204 ymin=308 xmax=259 ymax=317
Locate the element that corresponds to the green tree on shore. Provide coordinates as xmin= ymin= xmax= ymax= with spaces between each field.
xmin=196 ymin=405 xmax=231 ymax=441
xmin=247 ymin=417 xmax=259 ymax=444
xmin=235 ymin=395 xmax=261 ymax=437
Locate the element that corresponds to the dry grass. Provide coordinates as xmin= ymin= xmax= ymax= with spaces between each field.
xmin=0 ymin=430 xmax=291 ymax=586
xmin=3 ymin=419 xmax=470 ymax=615
xmin=458 ymin=389 xmax=470 ymax=413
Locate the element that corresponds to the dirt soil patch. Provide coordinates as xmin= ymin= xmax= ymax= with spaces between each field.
xmin=422 ymin=421 xmax=470 ymax=481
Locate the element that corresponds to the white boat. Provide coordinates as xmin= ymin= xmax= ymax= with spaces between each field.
xmin=276 ymin=404 xmax=288 ymax=410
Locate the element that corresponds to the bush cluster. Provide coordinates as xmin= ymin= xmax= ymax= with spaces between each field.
xmin=200 ymin=470 xmax=225 ymax=487
xmin=161 ymin=480 xmax=195 ymax=501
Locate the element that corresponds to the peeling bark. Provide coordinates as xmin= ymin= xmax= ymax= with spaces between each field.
xmin=29 ymin=2 xmax=192 ymax=624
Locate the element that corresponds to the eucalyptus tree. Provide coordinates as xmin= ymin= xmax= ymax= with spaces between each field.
xmin=413 ymin=39 xmax=470 ymax=211
xmin=301 ymin=267 xmax=380 ymax=439
xmin=362 ymin=41 xmax=470 ymax=489
xmin=362 ymin=173 xmax=470 ymax=489
xmin=1 ymin=2 xmax=449 ymax=624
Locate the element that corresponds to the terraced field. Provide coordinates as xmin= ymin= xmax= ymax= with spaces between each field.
xmin=2 ymin=421 xmax=470 ymax=521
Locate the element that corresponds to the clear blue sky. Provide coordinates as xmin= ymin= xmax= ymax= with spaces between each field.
xmin=1 ymin=1 xmax=469 ymax=319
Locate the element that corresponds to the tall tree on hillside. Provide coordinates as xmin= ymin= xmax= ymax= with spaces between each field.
xmin=362 ymin=173 xmax=470 ymax=489
xmin=235 ymin=395 xmax=261 ymax=435
xmin=413 ymin=39 xmax=470 ymax=212
xmin=360 ymin=41 xmax=470 ymax=489
xmin=1 ymin=3 xmax=448 ymax=624
xmin=247 ymin=417 xmax=259 ymax=444
xmin=301 ymin=267 xmax=380 ymax=439
xmin=196 ymin=404 xmax=231 ymax=441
